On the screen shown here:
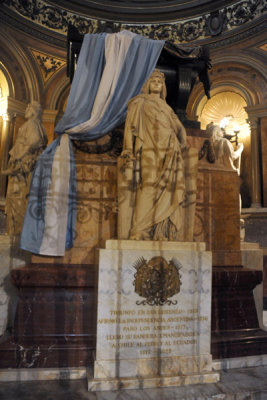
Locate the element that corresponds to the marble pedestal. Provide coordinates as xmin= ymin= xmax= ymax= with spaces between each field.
xmin=0 ymin=264 xmax=97 ymax=368
xmin=88 ymin=240 xmax=219 ymax=391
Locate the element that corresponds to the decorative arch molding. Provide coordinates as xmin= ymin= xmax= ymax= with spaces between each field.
xmin=196 ymin=90 xmax=250 ymax=135
xmin=188 ymin=78 xmax=258 ymax=122
xmin=210 ymin=53 xmax=267 ymax=80
xmin=45 ymin=72 xmax=70 ymax=111
xmin=209 ymin=82 xmax=254 ymax=106
xmin=0 ymin=28 xmax=41 ymax=104
xmin=0 ymin=62 xmax=14 ymax=98
xmin=188 ymin=82 xmax=253 ymax=124
xmin=0 ymin=43 xmax=28 ymax=103
xmin=187 ymin=60 xmax=266 ymax=122
xmin=188 ymin=82 xmax=257 ymax=124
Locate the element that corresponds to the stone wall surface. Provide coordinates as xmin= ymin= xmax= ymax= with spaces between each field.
xmin=31 ymin=134 xmax=242 ymax=267
xmin=31 ymin=152 xmax=117 ymax=266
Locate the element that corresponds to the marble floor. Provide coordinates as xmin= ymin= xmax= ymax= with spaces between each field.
xmin=0 ymin=366 xmax=267 ymax=400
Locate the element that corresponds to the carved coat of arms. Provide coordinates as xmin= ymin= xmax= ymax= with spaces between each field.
xmin=133 ymin=256 xmax=182 ymax=306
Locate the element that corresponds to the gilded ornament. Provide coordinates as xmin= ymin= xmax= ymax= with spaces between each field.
xmin=133 ymin=256 xmax=182 ymax=306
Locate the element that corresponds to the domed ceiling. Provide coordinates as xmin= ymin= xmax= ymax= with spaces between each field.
xmin=0 ymin=0 xmax=266 ymax=47
xmin=45 ymin=0 xmax=238 ymax=22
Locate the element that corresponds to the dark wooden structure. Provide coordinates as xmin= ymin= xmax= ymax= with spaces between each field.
xmin=67 ymin=25 xmax=211 ymax=128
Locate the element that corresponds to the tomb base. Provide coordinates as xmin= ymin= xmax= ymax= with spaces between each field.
xmin=88 ymin=240 xmax=219 ymax=391
xmin=88 ymin=369 xmax=219 ymax=391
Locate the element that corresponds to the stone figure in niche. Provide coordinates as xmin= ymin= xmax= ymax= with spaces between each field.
xmin=205 ymin=122 xmax=245 ymax=240
xmin=2 ymin=101 xmax=48 ymax=235
xmin=207 ymin=122 xmax=243 ymax=174
xmin=117 ymin=70 xmax=198 ymax=241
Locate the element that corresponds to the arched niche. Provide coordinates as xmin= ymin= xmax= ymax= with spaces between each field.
xmin=0 ymin=29 xmax=42 ymax=200
xmin=186 ymin=58 xmax=267 ymax=208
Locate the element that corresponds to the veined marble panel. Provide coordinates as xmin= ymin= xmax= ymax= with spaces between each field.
xmin=88 ymin=371 xmax=220 ymax=391
xmin=241 ymin=241 xmax=263 ymax=270
xmin=0 ymin=365 xmax=266 ymax=399
xmin=94 ymin=355 xmax=212 ymax=379
xmin=0 ymin=368 xmax=86 ymax=382
xmin=106 ymin=240 xmax=206 ymax=251
xmin=253 ymin=282 xmax=267 ymax=330
xmin=89 ymin=240 xmax=219 ymax=390
xmin=212 ymin=354 xmax=267 ymax=370
xmin=1 ymin=355 xmax=267 ymax=382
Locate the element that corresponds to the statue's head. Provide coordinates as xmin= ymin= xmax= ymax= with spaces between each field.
xmin=206 ymin=122 xmax=223 ymax=140
xmin=25 ymin=101 xmax=42 ymax=119
xmin=142 ymin=69 xmax=167 ymax=100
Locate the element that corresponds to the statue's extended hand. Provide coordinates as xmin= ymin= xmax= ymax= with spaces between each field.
xmin=237 ymin=143 xmax=244 ymax=151
xmin=181 ymin=142 xmax=188 ymax=152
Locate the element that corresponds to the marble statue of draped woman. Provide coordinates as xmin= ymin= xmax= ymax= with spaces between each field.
xmin=3 ymin=102 xmax=48 ymax=235
xmin=117 ymin=70 xmax=198 ymax=241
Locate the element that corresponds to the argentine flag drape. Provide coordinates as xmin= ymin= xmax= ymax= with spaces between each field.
xmin=20 ymin=30 xmax=164 ymax=256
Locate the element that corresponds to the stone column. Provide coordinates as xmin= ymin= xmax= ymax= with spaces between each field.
xmin=246 ymin=104 xmax=267 ymax=208
xmin=261 ymin=116 xmax=267 ymax=207
xmin=42 ymin=109 xmax=59 ymax=143
xmin=248 ymin=117 xmax=261 ymax=208
xmin=0 ymin=112 xmax=14 ymax=201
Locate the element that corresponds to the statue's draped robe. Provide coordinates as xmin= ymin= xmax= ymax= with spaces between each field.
xmin=214 ymin=137 xmax=241 ymax=172
xmin=9 ymin=118 xmax=47 ymax=163
xmin=6 ymin=118 xmax=47 ymax=235
xmin=118 ymin=95 xmax=198 ymax=241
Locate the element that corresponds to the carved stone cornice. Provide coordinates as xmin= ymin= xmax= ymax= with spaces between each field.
xmin=0 ymin=96 xmax=27 ymax=118
xmin=247 ymin=117 xmax=259 ymax=130
xmin=0 ymin=6 xmax=65 ymax=47
xmin=42 ymin=109 xmax=58 ymax=123
xmin=1 ymin=98 xmax=59 ymax=121
xmin=40 ymin=0 xmax=238 ymax=23
xmin=245 ymin=104 xmax=267 ymax=119
xmin=205 ymin=19 xmax=267 ymax=49
xmin=0 ymin=0 xmax=266 ymax=47
xmin=3 ymin=97 xmax=27 ymax=117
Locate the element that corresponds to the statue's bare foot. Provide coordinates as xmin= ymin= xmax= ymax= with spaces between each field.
xmin=157 ymin=236 xmax=168 ymax=241
xmin=130 ymin=234 xmax=142 ymax=240
xmin=130 ymin=231 xmax=152 ymax=240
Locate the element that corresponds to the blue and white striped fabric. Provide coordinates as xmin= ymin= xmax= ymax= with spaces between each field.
xmin=20 ymin=30 xmax=164 ymax=255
